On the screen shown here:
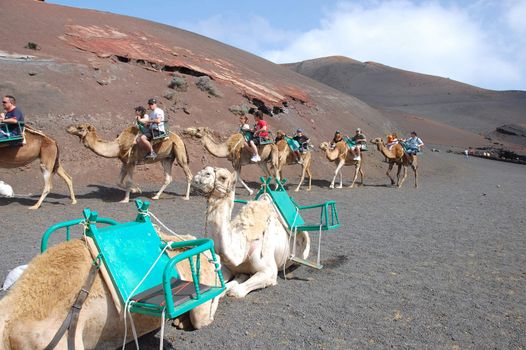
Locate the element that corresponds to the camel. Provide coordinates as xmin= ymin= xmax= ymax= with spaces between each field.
xmin=0 ymin=127 xmax=76 ymax=209
xmin=319 ymin=141 xmax=364 ymax=189
xmin=192 ymin=166 xmax=310 ymax=298
xmin=66 ymin=123 xmax=192 ymax=202
xmin=274 ymin=131 xmax=312 ymax=192
xmin=370 ymin=137 xmax=418 ymax=188
xmin=0 ymin=236 xmax=222 ymax=349
xmin=184 ymin=127 xmax=280 ymax=195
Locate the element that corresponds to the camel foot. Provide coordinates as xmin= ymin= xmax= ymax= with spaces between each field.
xmin=152 ymin=195 xmax=160 ymax=200
xmin=182 ymin=196 xmax=190 ymax=201
xmin=119 ymin=199 xmax=130 ymax=203
xmin=71 ymin=199 xmax=78 ymax=205
xmin=337 ymin=185 xmax=343 ymax=189
xmin=28 ymin=205 xmax=40 ymax=210
xmin=329 ymin=185 xmax=335 ymax=189
xmin=247 ymin=190 xmax=254 ymax=196
xmin=307 ymin=188 xmax=311 ymax=191
xmin=294 ymin=188 xmax=300 ymax=192
xmin=227 ymin=285 xmax=249 ymax=298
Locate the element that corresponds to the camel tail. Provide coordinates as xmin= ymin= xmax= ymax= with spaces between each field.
xmin=52 ymin=141 xmax=61 ymax=174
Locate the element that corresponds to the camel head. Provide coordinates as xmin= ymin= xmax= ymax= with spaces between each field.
xmin=183 ymin=126 xmax=210 ymax=139
xmin=192 ymin=166 xmax=236 ymax=197
xmin=370 ymin=137 xmax=385 ymax=145
xmin=275 ymin=130 xmax=286 ymax=140
xmin=66 ymin=123 xmax=95 ymax=140
xmin=319 ymin=142 xmax=330 ymax=151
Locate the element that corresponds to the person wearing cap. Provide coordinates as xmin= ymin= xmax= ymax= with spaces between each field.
xmin=292 ymin=128 xmax=310 ymax=164
xmin=136 ymin=98 xmax=165 ymax=159
xmin=402 ymin=131 xmax=424 ymax=155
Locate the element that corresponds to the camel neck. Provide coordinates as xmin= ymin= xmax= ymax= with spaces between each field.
xmin=83 ymin=130 xmax=121 ymax=158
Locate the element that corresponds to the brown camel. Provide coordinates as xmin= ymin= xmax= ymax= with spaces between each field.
xmin=319 ymin=141 xmax=364 ymax=188
xmin=370 ymin=137 xmax=418 ymax=188
xmin=0 ymin=127 xmax=76 ymax=209
xmin=274 ymin=131 xmax=312 ymax=192
xmin=66 ymin=123 xmax=192 ymax=202
xmin=0 ymin=237 xmax=223 ymax=349
xmin=184 ymin=127 xmax=280 ymax=195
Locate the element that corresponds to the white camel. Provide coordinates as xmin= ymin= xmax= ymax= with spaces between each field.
xmin=0 ymin=237 xmax=222 ymax=349
xmin=192 ymin=166 xmax=310 ymax=298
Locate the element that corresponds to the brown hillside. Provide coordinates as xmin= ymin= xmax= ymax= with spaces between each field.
xmin=285 ymin=56 xmax=526 ymax=152
xmin=0 ymin=0 xmax=390 ymax=187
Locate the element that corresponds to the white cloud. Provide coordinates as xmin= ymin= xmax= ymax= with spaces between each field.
xmin=261 ymin=1 xmax=525 ymax=90
xmin=177 ymin=15 xmax=298 ymax=56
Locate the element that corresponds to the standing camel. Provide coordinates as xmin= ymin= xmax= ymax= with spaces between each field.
xmin=192 ymin=166 xmax=310 ymax=298
xmin=0 ymin=237 xmax=222 ymax=349
xmin=66 ymin=123 xmax=192 ymax=202
xmin=0 ymin=127 xmax=76 ymax=209
xmin=370 ymin=137 xmax=418 ymax=188
xmin=184 ymin=127 xmax=280 ymax=195
xmin=319 ymin=141 xmax=364 ymax=189
xmin=274 ymin=131 xmax=312 ymax=192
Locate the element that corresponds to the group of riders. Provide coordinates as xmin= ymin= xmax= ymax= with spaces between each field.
xmin=236 ymin=110 xmax=424 ymax=163
xmin=0 ymin=95 xmax=424 ymax=159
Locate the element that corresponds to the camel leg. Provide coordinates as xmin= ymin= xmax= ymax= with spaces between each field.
xmin=117 ymin=164 xmax=141 ymax=194
xmin=398 ymin=165 xmax=408 ymax=188
xmin=294 ymin=165 xmax=307 ymax=192
xmin=179 ymin=162 xmax=193 ymax=201
xmin=337 ymin=163 xmax=344 ymax=189
xmin=236 ymin=167 xmax=254 ymax=196
xmin=413 ymin=164 xmax=418 ymax=188
xmin=56 ymin=164 xmax=77 ymax=205
xmin=386 ymin=162 xmax=396 ymax=186
xmin=330 ymin=160 xmax=345 ymax=189
xmin=119 ymin=164 xmax=134 ymax=203
xmin=227 ymin=268 xmax=277 ymax=298
xmin=349 ymin=163 xmax=360 ymax=188
xmin=306 ymin=164 xmax=312 ymax=191
xmin=359 ymin=166 xmax=365 ymax=186
xmin=152 ymin=159 xmax=173 ymax=200
xmin=30 ymin=165 xmax=53 ymax=210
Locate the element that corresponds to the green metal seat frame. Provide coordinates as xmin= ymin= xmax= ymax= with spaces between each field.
xmin=136 ymin=121 xmax=169 ymax=140
xmin=0 ymin=121 xmax=25 ymax=143
xmin=235 ymin=177 xmax=340 ymax=268
xmin=41 ymin=199 xmax=225 ymax=319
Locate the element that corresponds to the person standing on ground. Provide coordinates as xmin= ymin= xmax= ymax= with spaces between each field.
xmin=137 ymin=98 xmax=165 ymax=159
xmin=0 ymin=95 xmax=24 ymax=140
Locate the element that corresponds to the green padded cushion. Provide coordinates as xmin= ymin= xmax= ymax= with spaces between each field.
xmin=92 ymin=221 xmax=170 ymax=303
xmin=268 ymin=191 xmax=305 ymax=228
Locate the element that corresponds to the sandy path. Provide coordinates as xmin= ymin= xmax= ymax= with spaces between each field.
xmin=1 ymin=152 xmax=525 ymax=349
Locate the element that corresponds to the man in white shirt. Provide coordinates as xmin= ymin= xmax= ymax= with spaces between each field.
xmin=137 ymin=98 xmax=165 ymax=159
xmin=404 ymin=131 xmax=424 ymax=155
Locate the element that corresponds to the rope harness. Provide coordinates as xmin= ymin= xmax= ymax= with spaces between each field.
xmin=44 ymin=257 xmax=101 ymax=350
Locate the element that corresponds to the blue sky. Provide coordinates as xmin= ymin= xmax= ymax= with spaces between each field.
xmin=47 ymin=0 xmax=526 ymax=91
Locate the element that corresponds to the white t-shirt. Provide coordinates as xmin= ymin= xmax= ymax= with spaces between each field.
xmin=149 ymin=107 xmax=165 ymax=132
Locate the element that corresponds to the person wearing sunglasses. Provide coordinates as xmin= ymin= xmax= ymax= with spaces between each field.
xmin=0 ymin=95 xmax=24 ymax=140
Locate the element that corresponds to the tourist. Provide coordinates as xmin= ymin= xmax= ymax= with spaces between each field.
xmin=0 ymin=95 xmax=24 ymax=140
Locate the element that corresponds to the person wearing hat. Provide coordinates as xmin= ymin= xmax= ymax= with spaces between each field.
xmin=351 ymin=127 xmax=367 ymax=153
xmin=292 ymin=128 xmax=310 ymax=164
xmin=136 ymin=98 xmax=165 ymax=159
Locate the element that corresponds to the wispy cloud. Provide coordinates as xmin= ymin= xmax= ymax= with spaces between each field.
xmin=262 ymin=0 xmax=525 ymax=90
xmin=177 ymin=0 xmax=526 ymax=90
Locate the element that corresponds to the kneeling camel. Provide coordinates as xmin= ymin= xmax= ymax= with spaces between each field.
xmin=192 ymin=166 xmax=310 ymax=298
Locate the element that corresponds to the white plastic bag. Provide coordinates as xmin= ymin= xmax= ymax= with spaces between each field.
xmin=1 ymin=264 xmax=28 ymax=291
xmin=0 ymin=181 xmax=14 ymax=198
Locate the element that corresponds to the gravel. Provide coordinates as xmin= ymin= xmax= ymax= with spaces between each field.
xmin=1 ymin=152 xmax=525 ymax=349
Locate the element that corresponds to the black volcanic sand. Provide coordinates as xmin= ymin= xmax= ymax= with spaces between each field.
xmin=1 ymin=152 xmax=525 ymax=349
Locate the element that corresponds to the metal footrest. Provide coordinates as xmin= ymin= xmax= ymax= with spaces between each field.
xmin=290 ymin=256 xmax=323 ymax=270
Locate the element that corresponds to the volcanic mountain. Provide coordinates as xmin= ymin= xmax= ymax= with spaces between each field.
xmin=0 ymin=0 xmax=391 ymax=185
xmin=285 ymin=56 xmax=526 ymax=152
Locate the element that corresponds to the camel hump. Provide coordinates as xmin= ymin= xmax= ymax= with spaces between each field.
xmin=24 ymin=125 xmax=47 ymax=138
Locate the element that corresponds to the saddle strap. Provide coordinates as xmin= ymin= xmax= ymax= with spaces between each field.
xmin=45 ymin=262 xmax=100 ymax=350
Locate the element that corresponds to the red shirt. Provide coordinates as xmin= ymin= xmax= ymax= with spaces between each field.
xmin=255 ymin=120 xmax=269 ymax=138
